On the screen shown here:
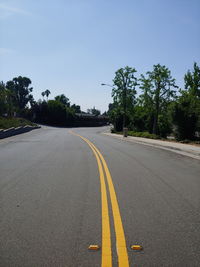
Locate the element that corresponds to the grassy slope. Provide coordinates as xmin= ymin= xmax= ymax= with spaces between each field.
xmin=0 ymin=117 xmax=36 ymax=129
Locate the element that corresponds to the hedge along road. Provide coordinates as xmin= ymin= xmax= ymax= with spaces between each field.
xmin=69 ymin=131 xmax=129 ymax=267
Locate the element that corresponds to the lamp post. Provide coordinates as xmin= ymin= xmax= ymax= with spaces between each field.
xmin=101 ymin=83 xmax=128 ymax=137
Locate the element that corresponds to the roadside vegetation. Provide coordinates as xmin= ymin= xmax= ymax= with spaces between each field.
xmin=0 ymin=77 xmax=107 ymax=128
xmin=1 ymin=62 xmax=199 ymax=141
xmin=108 ymin=62 xmax=200 ymax=142
xmin=0 ymin=117 xmax=36 ymax=129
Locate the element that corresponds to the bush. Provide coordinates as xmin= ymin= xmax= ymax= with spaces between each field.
xmin=128 ymin=131 xmax=160 ymax=139
xmin=111 ymin=130 xmax=160 ymax=139
xmin=0 ymin=117 xmax=36 ymax=129
xmin=172 ymin=94 xmax=199 ymax=140
xmin=158 ymin=114 xmax=172 ymax=138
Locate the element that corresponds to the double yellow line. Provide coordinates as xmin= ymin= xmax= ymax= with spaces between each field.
xmin=70 ymin=131 xmax=129 ymax=267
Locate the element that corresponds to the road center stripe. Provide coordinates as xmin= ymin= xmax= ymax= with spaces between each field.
xmin=69 ymin=131 xmax=112 ymax=267
xmin=85 ymin=138 xmax=129 ymax=267
xmin=70 ymin=131 xmax=129 ymax=266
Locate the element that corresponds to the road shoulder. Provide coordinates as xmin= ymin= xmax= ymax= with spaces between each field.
xmin=102 ymin=132 xmax=200 ymax=160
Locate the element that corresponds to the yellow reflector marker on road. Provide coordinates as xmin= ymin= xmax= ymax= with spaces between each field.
xmin=88 ymin=245 xmax=100 ymax=250
xmin=131 ymin=245 xmax=143 ymax=251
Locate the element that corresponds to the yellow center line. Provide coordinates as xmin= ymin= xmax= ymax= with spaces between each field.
xmin=84 ymin=137 xmax=129 ymax=267
xmin=69 ymin=131 xmax=112 ymax=267
xmin=69 ymin=131 xmax=129 ymax=266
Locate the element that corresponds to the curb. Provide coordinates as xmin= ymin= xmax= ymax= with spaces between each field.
xmin=0 ymin=125 xmax=41 ymax=139
xmin=102 ymin=132 xmax=200 ymax=161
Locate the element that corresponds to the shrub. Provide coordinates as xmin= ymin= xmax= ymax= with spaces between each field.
xmin=128 ymin=131 xmax=160 ymax=139
xmin=0 ymin=117 xmax=36 ymax=129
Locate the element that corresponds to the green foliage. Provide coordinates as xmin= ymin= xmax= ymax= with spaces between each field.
xmin=47 ymin=100 xmax=68 ymax=125
xmin=41 ymin=90 xmax=51 ymax=101
xmin=128 ymin=131 xmax=160 ymax=139
xmin=0 ymin=117 xmax=36 ymax=129
xmin=0 ymin=81 xmax=18 ymax=116
xmin=112 ymin=66 xmax=137 ymax=107
xmin=129 ymin=105 xmax=154 ymax=133
xmin=0 ymin=82 xmax=7 ymax=115
xmin=55 ymin=94 xmax=70 ymax=107
xmin=172 ymin=92 xmax=199 ymax=140
xmin=172 ymin=62 xmax=200 ymax=140
xmin=71 ymin=104 xmax=81 ymax=113
xmin=111 ymin=66 xmax=138 ymax=130
xmin=184 ymin=62 xmax=200 ymax=97
xmin=87 ymin=107 xmax=101 ymax=116
xmin=6 ymin=76 xmax=33 ymax=112
xmin=157 ymin=113 xmax=172 ymax=138
xmin=108 ymin=103 xmax=124 ymax=131
xmin=45 ymin=90 xmax=51 ymax=100
xmin=33 ymin=100 xmax=75 ymax=126
xmin=139 ymin=64 xmax=177 ymax=135
xmin=112 ymin=129 xmax=160 ymax=139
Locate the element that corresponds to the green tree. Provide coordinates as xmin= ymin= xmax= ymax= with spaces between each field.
xmin=140 ymin=64 xmax=177 ymax=135
xmin=45 ymin=89 xmax=51 ymax=100
xmin=71 ymin=104 xmax=81 ymax=113
xmin=172 ymin=62 xmax=200 ymax=140
xmin=0 ymin=82 xmax=6 ymax=115
xmin=184 ymin=62 xmax=200 ymax=97
xmin=6 ymin=76 xmax=33 ymax=112
xmin=55 ymin=94 xmax=70 ymax=107
xmin=41 ymin=91 xmax=45 ymax=100
xmin=87 ymin=106 xmax=101 ymax=116
xmin=112 ymin=66 xmax=138 ymax=129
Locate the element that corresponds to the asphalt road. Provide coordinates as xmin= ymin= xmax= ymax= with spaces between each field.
xmin=0 ymin=126 xmax=200 ymax=267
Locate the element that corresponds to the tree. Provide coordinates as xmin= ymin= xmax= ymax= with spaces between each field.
xmin=41 ymin=91 xmax=45 ymax=99
xmin=87 ymin=106 xmax=101 ymax=116
xmin=184 ymin=62 xmax=200 ymax=98
xmin=172 ymin=62 xmax=200 ymax=140
xmin=71 ymin=104 xmax=81 ymax=113
xmin=140 ymin=64 xmax=177 ymax=135
xmin=55 ymin=94 xmax=70 ymax=107
xmin=112 ymin=66 xmax=138 ymax=129
xmin=6 ymin=76 xmax=33 ymax=113
xmin=0 ymin=82 xmax=7 ymax=115
xmin=45 ymin=89 xmax=51 ymax=100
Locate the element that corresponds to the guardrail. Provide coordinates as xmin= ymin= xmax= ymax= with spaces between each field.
xmin=0 ymin=125 xmax=41 ymax=139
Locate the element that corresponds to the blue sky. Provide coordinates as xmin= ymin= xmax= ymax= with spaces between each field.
xmin=1 ymin=0 xmax=200 ymax=112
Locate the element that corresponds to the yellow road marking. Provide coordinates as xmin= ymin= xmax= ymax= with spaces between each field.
xmin=85 ymin=138 xmax=129 ymax=267
xmin=69 ymin=131 xmax=112 ymax=267
xmin=69 ymin=131 xmax=129 ymax=267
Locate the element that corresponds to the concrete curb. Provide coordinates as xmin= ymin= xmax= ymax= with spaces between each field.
xmin=0 ymin=125 xmax=41 ymax=139
xmin=102 ymin=132 xmax=200 ymax=161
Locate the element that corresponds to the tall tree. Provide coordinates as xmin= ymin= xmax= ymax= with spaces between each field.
xmin=41 ymin=91 xmax=45 ymax=99
xmin=55 ymin=94 xmax=70 ymax=107
xmin=184 ymin=62 xmax=200 ymax=98
xmin=71 ymin=104 xmax=81 ymax=113
xmin=172 ymin=62 xmax=200 ymax=140
xmin=140 ymin=64 xmax=177 ymax=134
xmin=112 ymin=66 xmax=138 ymax=128
xmin=0 ymin=81 xmax=6 ymax=115
xmin=45 ymin=89 xmax=51 ymax=101
xmin=6 ymin=76 xmax=33 ymax=112
xmin=87 ymin=106 xmax=101 ymax=116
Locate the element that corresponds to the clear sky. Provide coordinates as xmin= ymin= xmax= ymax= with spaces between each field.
xmin=1 ymin=0 xmax=200 ymax=112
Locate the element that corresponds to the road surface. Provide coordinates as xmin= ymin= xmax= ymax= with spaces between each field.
xmin=0 ymin=126 xmax=200 ymax=266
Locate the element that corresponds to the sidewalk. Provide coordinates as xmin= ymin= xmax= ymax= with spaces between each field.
xmin=103 ymin=132 xmax=200 ymax=160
